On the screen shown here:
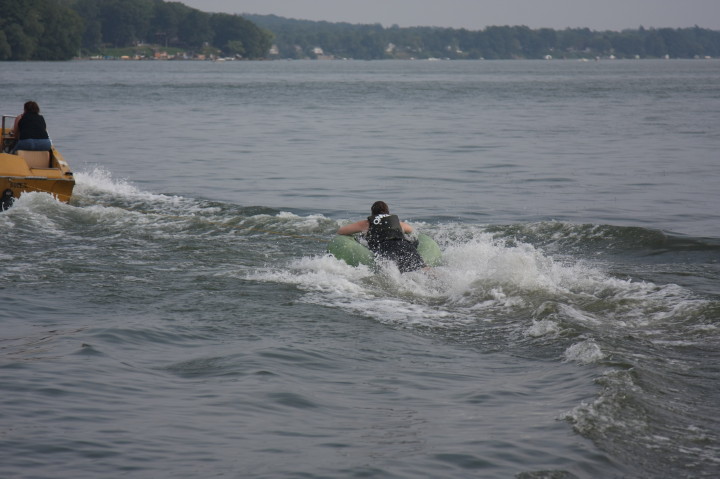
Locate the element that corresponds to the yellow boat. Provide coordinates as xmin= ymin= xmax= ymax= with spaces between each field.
xmin=1 ymin=115 xmax=75 ymax=210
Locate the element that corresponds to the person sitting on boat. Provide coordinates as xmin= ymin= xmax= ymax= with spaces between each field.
xmin=337 ymin=201 xmax=427 ymax=272
xmin=11 ymin=101 xmax=52 ymax=154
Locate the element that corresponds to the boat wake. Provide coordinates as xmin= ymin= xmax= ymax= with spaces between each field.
xmin=251 ymin=218 xmax=720 ymax=478
xmin=3 ymin=168 xmax=719 ymax=477
xmin=254 ymin=222 xmax=712 ymax=352
xmin=6 ymin=168 xmax=716 ymax=369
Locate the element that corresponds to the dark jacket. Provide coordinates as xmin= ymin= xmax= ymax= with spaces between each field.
xmin=18 ymin=113 xmax=49 ymax=140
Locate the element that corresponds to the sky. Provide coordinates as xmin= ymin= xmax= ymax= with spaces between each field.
xmin=179 ymin=0 xmax=720 ymax=31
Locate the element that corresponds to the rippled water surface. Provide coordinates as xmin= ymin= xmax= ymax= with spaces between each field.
xmin=1 ymin=60 xmax=719 ymax=478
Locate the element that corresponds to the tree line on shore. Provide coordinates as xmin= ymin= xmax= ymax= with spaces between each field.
xmin=0 ymin=0 xmax=272 ymax=60
xmin=1 ymin=0 xmax=719 ymax=61
xmin=250 ymin=15 xmax=720 ymax=60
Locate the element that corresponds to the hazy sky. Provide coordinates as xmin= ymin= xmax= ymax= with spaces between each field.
xmin=179 ymin=0 xmax=720 ymax=31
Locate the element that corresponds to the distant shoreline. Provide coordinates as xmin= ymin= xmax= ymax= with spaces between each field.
xmin=68 ymin=56 xmax=716 ymax=62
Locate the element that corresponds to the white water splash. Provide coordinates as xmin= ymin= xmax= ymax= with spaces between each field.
xmin=73 ymin=167 xmax=188 ymax=208
xmin=564 ymin=340 xmax=606 ymax=364
xmin=249 ymin=220 xmax=708 ymax=338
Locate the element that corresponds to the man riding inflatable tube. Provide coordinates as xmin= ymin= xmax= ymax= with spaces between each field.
xmin=337 ymin=201 xmax=426 ymax=272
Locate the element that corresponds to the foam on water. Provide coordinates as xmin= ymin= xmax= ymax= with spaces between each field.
xmin=6 ymin=169 xmax=708 ymax=350
xmin=564 ymin=340 xmax=606 ymax=364
xmin=73 ymin=167 xmax=145 ymax=198
xmin=250 ymin=219 xmax=711 ymax=350
xmin=72 ymin=167 xmax=215 ymax=217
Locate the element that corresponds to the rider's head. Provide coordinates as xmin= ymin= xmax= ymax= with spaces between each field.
xmin=371 ymin=201 xmax=389 ymax=216
xmin=23 ymin=101 xmax=40 ymax=114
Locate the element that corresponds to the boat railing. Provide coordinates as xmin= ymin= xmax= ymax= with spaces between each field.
xmin=1 ymin=115 xmax=17 ymax=153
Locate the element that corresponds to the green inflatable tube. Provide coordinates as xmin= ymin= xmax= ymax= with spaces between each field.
xmin=327 ymin=233 xmax=442 ymax=267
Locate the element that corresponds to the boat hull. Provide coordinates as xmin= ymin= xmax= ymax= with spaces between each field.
xmin=0 ymin=148 xmax=75 ymax=206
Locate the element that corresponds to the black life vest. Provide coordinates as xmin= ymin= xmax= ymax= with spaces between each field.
xmin=366 ymin=214 xmax=404 ymax=251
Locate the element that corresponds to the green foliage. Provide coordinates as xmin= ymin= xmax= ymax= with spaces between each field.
xmin=248 ymin=15 xmax=720 ymax=60
xmin=0 ymin=0 xmax=83 ymax=60
xmin=0 ymin=0 xmax=272 ymax=60
xmin=0 ymin=31 xmax=11 ymax=59
xmin=210 ymin=13 xmax=272 ymax=58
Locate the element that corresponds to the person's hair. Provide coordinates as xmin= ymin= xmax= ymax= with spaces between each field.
xmin=23 ymin=101 xmax=40 ymax=114
xmin=371 ymin=201 xmax=389 ymax=216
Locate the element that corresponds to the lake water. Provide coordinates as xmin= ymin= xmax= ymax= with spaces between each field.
xmin=1 ymin=59 xmax=719 ymax=478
